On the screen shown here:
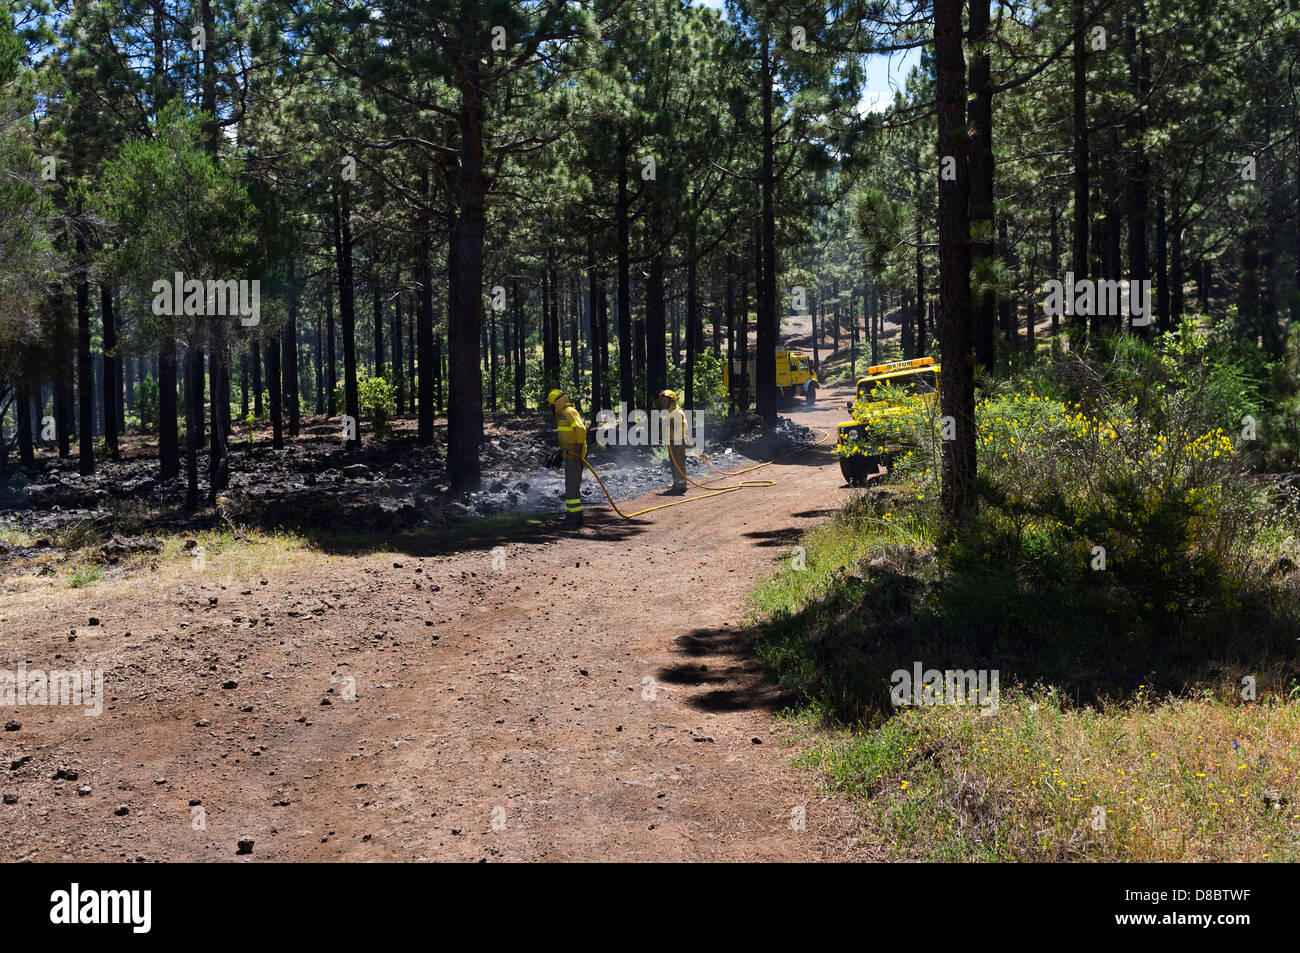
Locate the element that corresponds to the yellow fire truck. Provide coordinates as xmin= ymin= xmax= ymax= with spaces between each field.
xmin=724 ymin=350 xmax=819 ymax=406
xmin=835 ymin=357 xmax=940 ymax=484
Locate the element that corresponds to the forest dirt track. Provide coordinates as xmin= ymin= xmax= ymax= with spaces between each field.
xmin=0 ymin=384 xmax=873 ymax=862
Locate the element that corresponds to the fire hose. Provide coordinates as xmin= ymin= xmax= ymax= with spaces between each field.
xmin=579 ymin=425 xmax=830 ymax=519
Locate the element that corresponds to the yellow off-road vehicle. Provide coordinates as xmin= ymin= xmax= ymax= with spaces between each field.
xmin=835 ymin=357 xmax=940 ymax=485
xmin=724 ymin=350 xmax=819 ymax=406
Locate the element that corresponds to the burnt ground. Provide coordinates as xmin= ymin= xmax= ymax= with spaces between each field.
xmin=0 ymin=405 xmax=816 ymax=546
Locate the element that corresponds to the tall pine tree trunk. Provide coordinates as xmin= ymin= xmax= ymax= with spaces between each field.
xmin=587 ymin=239 xmax=602 ymax=415
xmin=616 ymin=137 xmax=633 ymax=408
xmin=415 ymin=191 xmax=435 ymax=440
xmin=434 ymin=335 xmax=443 ymax=416
xmin=335 ymin=182 xmax=360 ymax=447
xmin=207 ymin=337 xmax=229 ymax=503
xmin=1071 ymin=0 xmax=1090 ymax=348
xmin=266 ymin=330 xmax=282 ymax=450
xmin=76 ymin=234 xmax=94 ymax=476
xmin=326 ymin=269 xmax=336 ymax=418
xmin=15 ymin=381 xmax=34 ymax=466
xmin=115 ymin=290 xmax=125 ymax=434
xmin=159 ymin=339 xmax=178 ymax=476
xmin=685 ymin=232 xmax=698 ymax=409
xmin=373 ymin=257 xmax=384 ymax=379
xmin=284 ymin=266 xmax=300 ymax=438
xmin=647 ymin=253 xmax=666 ymax=404
xmin=725 ymin=266 xmax=736 ymax=413
xmin=184 ymin=345 xmax=203 ymax=507
xmin=569 ymin=276 xmax=579 ymax=392
xmin=100 ymin=283 xmax=118 ymax=460
xmin=756 ymin=29 xmax=778 ymax=429
xmin=1156 ymin=194 xmax=1170 ymax=332
xmin=315 ymin=311 xmax=324 ymax=415
xmin=969 ymin=0 xmax=995 ymax=367
xmin=52 ymin=282 xmax=72 ymax=458
xmin=512 ymin=279 xmax=524 ymax=413
xmin=448 ymin=91 xmax=487 ymax=490
xmin=1126 ymin=7 xmax=1151 ymax=336
xmin=1170 ymin=220 xmax=1184 ymax=322
xmin=392 ymin=269 xmax=404 ymax=415
xmin=915 ymin=150 xmax=927 ymax=357
xmin=251 ymin=335 xmax=262 ymax=417
xmin=812 ymin=288 xmax=821 ymax=370
xmin=936 ymin=0 xmax=976 ymax=526
xmin=741 ymin=241 xmax=753 ymax=411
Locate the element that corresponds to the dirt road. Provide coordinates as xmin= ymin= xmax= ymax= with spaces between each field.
xmin=0 ymin=385 xmax=869 ymax=861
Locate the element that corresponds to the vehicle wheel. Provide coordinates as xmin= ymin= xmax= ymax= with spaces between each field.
xmin=839 ymin=457 xmax=855 ymax=485
xmin=839 ymin=454 xmax=879 ymax=486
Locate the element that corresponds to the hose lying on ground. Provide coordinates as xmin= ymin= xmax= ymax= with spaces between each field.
xmin=579 ymin=424 xmax=830 ymax=520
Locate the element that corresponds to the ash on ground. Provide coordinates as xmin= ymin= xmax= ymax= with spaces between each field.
xmin=0 ymin=412 xmax=816 ymax=554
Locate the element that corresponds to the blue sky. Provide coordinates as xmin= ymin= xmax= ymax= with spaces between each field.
xmin=693 ymin=0 xmax=920 ymax=113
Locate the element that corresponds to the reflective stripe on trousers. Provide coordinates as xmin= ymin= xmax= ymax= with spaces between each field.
xmin=564 ymin=456 xmax=583 ymax=513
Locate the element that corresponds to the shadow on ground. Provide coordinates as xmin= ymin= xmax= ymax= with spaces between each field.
xmin=657 ymin=624 xmax=800 ymax=714
xmin=752 ymin=548 xmax=1300 ymax=724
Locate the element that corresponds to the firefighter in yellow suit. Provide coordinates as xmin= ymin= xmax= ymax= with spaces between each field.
xmin=548 ymin=389 xmax=587 ymax=527
xmin=660 ymin=389 xmax=688 ymax=495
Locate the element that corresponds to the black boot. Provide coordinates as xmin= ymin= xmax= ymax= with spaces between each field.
xmin=563 ymin=511 xmax=584 ymax=527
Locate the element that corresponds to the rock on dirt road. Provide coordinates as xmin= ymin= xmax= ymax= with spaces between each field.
xmin=0 ymin=386 xmax=871 ymax=862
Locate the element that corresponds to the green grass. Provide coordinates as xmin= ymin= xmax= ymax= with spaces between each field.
xmin=65 ymin=565 xmax=102 ymax=588
xmin=784 ymin=690 xmax=1300 ymax=862
xmin=749 ymin=486 xmax=1300 ymax=861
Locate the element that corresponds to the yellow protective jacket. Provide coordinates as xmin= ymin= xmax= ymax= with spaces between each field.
xmin=664 ymin=398 xmax=687 ymax=444
xmin=553 ymin=394 xmax=588 ymax=458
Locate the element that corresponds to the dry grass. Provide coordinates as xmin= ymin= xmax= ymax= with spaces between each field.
xmin=0 ymin=526 xmax=328 ymax=621
xmin=789 ymin=689 xmax=1300 ymax=862
xmin=0 ymin=509 xmax=544 ymax=624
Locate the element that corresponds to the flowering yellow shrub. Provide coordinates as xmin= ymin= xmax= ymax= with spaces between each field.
xmin=882 ymin=381 xmax=1253 ymax=625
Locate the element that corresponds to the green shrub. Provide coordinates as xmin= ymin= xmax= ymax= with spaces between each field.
xmin=1249 ymin=323 xmax=1300 ymax=469
xmin=862 ymin=341 xmax=1272 ymax=646
xmin=691 ymin=349 xmax=726 ymax=414
xmin=66 ymin=565 xmax=102 ymax=588
xmin=910 ymin=382 xmax=1247 ymax=626
xmin=135 ymin=375 xmax=159 ymax=432
xmin=484 ymin=361 xmax=515 ymax=413
xmin=357 ymin=376 xmax=396 ymax=440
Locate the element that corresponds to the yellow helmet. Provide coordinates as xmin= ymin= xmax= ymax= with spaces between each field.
xmin=658 ymin=389 xmax=677 ymax=403
xmin=547 ymin=389 xmax=563 ymax=405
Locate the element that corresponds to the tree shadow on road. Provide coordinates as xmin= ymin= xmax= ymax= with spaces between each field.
xmin=296 ymin=509 xmax=652 ymax=557
xmin=741 ymin=527 xmax=804 ymax=547
xmin=656 ymin=624 xmax=799 ymax=714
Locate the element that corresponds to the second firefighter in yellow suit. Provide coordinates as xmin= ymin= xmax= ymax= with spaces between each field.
xmin=660 ymin=389 xmax=688 ymax=495
xmin=548 ymin=389 xmax=587 ymax=526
